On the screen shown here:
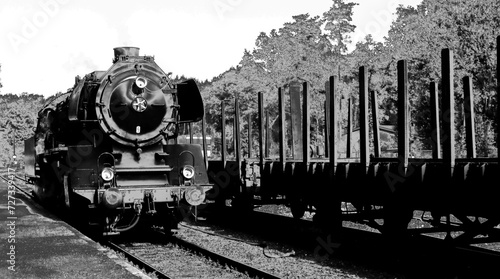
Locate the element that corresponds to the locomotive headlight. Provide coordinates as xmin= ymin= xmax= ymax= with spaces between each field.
xmin=135 ymin=76 xmax=147 ymax=88
xmin=181 ymin=165 xmax=195 ymax=180
xmin=101 ymin=167 xmax=114 ymax=181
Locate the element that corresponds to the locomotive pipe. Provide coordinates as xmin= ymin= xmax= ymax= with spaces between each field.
xmin=112 ymin=214 xmax=141 ymax=232
xmin=112 ymin=200 xmax=142 ymax=232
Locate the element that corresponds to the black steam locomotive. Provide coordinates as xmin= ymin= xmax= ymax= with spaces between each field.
xmin=24 ymin=47 xmax=212 ymax=235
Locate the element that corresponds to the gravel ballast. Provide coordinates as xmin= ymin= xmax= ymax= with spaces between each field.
xmin=175 ymin=219 xmax=400 ymax=279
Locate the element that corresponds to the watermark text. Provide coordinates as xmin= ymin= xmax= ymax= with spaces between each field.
xmin=6 ymin=168 xmax=17 ymax=272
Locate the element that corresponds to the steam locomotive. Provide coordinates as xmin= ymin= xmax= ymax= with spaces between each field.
xmin=24 ymin=47 xmax=212 ymax=235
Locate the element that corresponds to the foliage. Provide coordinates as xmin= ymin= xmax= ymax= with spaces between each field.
xmin=381 ymin=0 xmax=500 ymax=156
xmin=0 ymin=93 xmax=45 ymax=167
xmin=1 ymin=0 xmax=499 ymax=164
xmin=323 ymin=0 xmax=357 ymax=56
xmin=197 ymin=0 xmax=500 ymax=158
xmin=201 ymin=1 xmax=359 ymax=155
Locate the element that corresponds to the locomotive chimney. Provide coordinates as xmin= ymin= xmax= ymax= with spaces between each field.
xmin=113 ymin=47 xmax=140 ymax=62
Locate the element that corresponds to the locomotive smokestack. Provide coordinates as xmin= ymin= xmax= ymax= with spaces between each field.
xmin=113 ymin=47 xmax=140 ymax=63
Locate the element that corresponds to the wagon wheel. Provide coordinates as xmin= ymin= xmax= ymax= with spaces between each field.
xmin=232 ymin=193 xmax=254 ymax=214
xmin=290 ymin=196 xmax=306 ymax=219
xmin=382 ymin=199 xmax=413 ymax=239
xmin=313 ymin=195 xmax=342 ymax=233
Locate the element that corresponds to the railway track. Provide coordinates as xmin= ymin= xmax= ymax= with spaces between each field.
xmin=106 ymin=241 xmax=173 ymax=279
xmin=0 ymin=171 xmax=34 ymax=199
xmin=166 ymin=232 xmax=282 ymax=279
xmin=1 ymin=171 xmax=282 ymax=278
xmin=5 ymin=171 xmax=499 ymax=278
xmin=204 ymin=206 xmax=500 ymax=278
xmin=105 ymin=230 xmax=282 ymax=279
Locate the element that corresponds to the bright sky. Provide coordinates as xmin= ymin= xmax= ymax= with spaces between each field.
xmin=0 ymin=0 xmax=421 ymax=97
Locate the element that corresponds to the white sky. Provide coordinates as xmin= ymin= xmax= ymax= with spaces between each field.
xmin=0 ymin=0 xmax=421 ymax=97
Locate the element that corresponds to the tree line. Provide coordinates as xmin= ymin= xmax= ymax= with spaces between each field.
xmin=1 ymin=0 xmax=499 ymax=166
xmin=200 ymin=0 xmax=500 ymax=158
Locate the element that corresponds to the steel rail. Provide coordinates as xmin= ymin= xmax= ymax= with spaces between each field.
xmin=106 ymin=241 xmax=173 ymax=279
xmin=455 ymin=244 xmax=500 ymax=257
xmin=222 ymin=209 xmax=500 ymax=263
xmin=157 ymin=231 xmax=283 ymax=279
xmin=0 ymin=173 xmax=34 ymax=199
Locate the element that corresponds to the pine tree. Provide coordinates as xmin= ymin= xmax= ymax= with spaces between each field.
xmin=323 ymin=0 xmax=358 ymax=79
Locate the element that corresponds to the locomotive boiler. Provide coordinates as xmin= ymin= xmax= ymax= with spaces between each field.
xmin=24 ymin=47 xmax=212 ymax=235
